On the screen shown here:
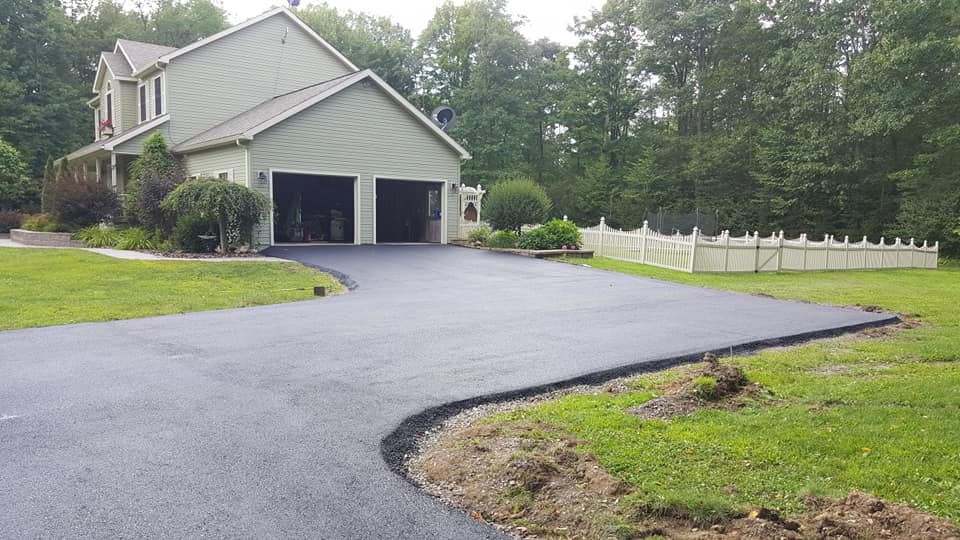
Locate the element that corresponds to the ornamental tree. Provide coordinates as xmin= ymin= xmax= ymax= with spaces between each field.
xmin=127 ymin=132 xmax=185 ymax=229
xmin=483 ymin=177 xmax=552 ymax=234
xmin=161 ymin=178 xmax=269 ymax=252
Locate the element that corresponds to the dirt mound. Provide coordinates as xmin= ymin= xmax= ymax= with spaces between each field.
xmin=625 ymin=353 xmax=756 ymax=421
xmin=409 ymin=422 xmax=630 ymax=538
xmin=804 ymin=492 xmax=960 ymax=540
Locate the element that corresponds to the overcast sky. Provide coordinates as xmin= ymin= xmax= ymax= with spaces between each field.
xmin=224 ymin=0 xmax=601 ymax=46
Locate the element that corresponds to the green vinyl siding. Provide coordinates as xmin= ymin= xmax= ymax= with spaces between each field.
xmin=182 ymin=145 xmax=248 ymax=185
xmin=117 ymin=81 xmax=138 ymax=133
xmin=164 ymin=13 xmax=354 ymax=145
xmin=250 ymin=82 xmax=461 ymax=246
xmin=112 ymin=124 xmax=172 ymax=155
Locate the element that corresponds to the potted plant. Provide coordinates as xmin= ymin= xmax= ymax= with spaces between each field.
xmin=99 ymin=119 xmax=114 ymax=138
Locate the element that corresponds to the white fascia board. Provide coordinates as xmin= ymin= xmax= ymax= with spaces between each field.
xmin=135 ymin=7 xmax=358 ymax=79
xmin=240 ymin=69 xmax=471 ymax=160
xmin=239 ymin=70 xmax=370 ymax=139
xmin=363 ymin=71 xmax=471 ymax=160
xmin=174 ymin=135 xmax=251 ymax=154
xmin=103 ymin=114 xmax=170 ymax=151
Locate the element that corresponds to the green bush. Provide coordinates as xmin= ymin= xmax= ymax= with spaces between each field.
xmin=172 ymin=214 xmax=218 ymax=253
xmin=21 ymin=213 xmax=68 ymax=232
xmin=126 ymin=132 xmax=185 ymax=229
xmin=75 ymin=224 xmax=122 ymax=248
xmin=484 ymin=178 xmax=552 ymax=234
xmin=466 ymin=224 xmax=492 ymax=244
xmin=518 ymin=219 xmax=582 ymax=250
xmin=114 ymin=227 xmax=163 ymax=250
xmin=0 ymin=210 xmax=25 ymax=232
xmin=161 ymin=178 xmax=269 ymax=252
xmin=0 ymin=136 xmax=38 ymax=211
xmin=485 ymin=230 xmax=518 ymax=249
xmin=692 ymin=376 xmax=720 ymax=401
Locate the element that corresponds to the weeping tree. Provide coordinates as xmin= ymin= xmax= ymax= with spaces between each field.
xmin=161 ymin=178 xmax=269 ymax=252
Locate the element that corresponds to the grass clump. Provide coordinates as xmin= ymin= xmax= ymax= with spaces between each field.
xmin=691 ymin=376 xmax=720 ymax=400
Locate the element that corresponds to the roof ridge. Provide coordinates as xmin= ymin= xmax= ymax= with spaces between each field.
xmin=271 ymin=70 xmax=365 ymax=99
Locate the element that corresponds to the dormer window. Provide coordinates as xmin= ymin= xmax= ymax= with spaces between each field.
xmin=138 ymin=82 xmax=147 ymax=122
xmin=152 ymin=75 xmax=164 ymax=116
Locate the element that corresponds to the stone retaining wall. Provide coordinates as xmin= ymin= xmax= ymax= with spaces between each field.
xmin=10 ymin=229 xmax=84 ymax=248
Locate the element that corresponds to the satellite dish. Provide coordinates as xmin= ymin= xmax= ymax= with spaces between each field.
xmin=431 ymin=106 xmax=457 ymax=131
xmin=288 ymin=0 xmax=300 ymax=6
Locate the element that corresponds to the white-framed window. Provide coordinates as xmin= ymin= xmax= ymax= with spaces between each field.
xmin=104 ymin=81 xmax=113 ymax=123
xmin=213 ymin=169 xmax=234 ymax=181
xmin=187 ymin=174 xmax=199 ymax=181
xmin=138 ymin=81 xmax=147 ymax=122
xmin=152 ymin=74 xmax=164 ymax=116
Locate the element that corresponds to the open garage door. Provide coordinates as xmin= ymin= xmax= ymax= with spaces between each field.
xmin=273 ymin=172 xmax=356 ymax=244
xmin=376 ymin=179 xmax=443 ymax=243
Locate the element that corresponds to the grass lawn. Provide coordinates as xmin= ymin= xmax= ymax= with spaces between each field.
xmin=486 ymin=259 xmax=960 ymax=523
xmin=0 ymin=248 xmax=343 ymax=330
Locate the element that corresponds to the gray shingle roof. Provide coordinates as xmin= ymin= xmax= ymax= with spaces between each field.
xmin=101 ymin=52 xmax=132 ymax=77
xmin=173 ymin=71 xmax=365 ymax=151
xmin=116 ymin=39 xmax=177 ymax=72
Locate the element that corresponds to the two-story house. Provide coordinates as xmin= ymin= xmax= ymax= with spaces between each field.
xmin=66 ymin=7 xmax=470 ymax=246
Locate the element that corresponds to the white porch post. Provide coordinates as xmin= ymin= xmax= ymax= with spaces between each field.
xmin=110 ymin=154 xmax=118 ymax=188
xmin=95 ymin=159 xmax=102 ymax=183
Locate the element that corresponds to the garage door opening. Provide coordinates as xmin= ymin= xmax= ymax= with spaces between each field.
xmin=376 ymin=179 xmax=442 ymax=243
xmin=273 ymin=173 xmax=356 ymax=244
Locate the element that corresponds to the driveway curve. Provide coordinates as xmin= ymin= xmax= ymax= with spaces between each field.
xmin=0 ymin=245 xmax=894 ymax=538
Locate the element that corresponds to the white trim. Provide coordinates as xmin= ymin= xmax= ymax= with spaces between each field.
xmin=151 ymin=73 xmax=165 ymax=117
xmin=372 ymin=175 xmax=450 ymax=245
xmin=268 ymin=168 xmax=361 ymax=246
xmin=187 ymin=174 xmax=200 ymax=181
xmin=137 ymin=80 xmax=148 ymax=123
xmin=135 ymin=7 xmax=358 ymax=78
xmin=239 ymin=71 xmax=369 ymax=138
xmin=92 ymin=55 xmax=137 ymax=93
xmin=103 ymin=114 xmax=169 ymax=151
xmin=110 ymin=153 xmax=118 ymax=187
xmin=238 ymin=70 xmax=470 ymax=159
xmin=213 ymin=168 xmax=235 ymax=181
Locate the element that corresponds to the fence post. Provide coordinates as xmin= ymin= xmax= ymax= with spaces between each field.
xmin=824 ymin=233 xmax=831 ymax=270
xmin=801 ymin=233 xmax=808 ymax=271
xmin=844 ymin=235 xmax=850 ymax=270
xmin=879 ymin=237 xmax=885 ymax=269
xmin=722 ymin=230 xmax=730 ymax=272
xmin=775 ymin=230 xmax=784 ymax=272
xmin=598 ymin=217 xmax=606 ymax=257
xmin=640 ymin=220 xmax=648 ymax=264
xmin=862 ymin=236 xmax=869 ymax=268
xmin=688 ymin=227 xmax=700 ymax=273
xmin=909 ymin=238 xmax=915 ymax=268
xmin=934 ymin=241 xmax=939 ymax=269
xmin=752 ymin=231 xmax=760 ymax=273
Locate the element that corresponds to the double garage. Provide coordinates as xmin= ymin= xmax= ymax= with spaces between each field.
xmin=271 ymin=173 xmax=446 ymax=245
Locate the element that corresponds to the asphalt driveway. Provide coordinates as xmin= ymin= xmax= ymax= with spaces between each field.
xmin=0 ymin=245 xmax=894 ymax=538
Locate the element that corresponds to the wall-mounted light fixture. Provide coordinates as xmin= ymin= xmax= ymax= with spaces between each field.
xmin=257 ymin=171 xmax=267 ymax=185
xmin=450 ymin=183 xmax=459 ymax=193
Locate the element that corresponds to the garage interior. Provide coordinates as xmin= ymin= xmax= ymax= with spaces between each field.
xmin=273 ymin=173 xmax=355 ymax=244
xmin=376 ymin=179 xmax=442 ymax=243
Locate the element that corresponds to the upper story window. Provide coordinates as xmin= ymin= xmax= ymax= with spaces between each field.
xmin=152 ymin=75 xmax=164 ymax=116
xmin=138 ymin=82 xmax=147 ymax=123
xmin=104 ymin=81 xmax=113 ymax=122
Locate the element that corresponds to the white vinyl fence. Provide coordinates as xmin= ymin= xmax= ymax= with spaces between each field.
xmin=579 ymin=218 xmax=939 ymax=273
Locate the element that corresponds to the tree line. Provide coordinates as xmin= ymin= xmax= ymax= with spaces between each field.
xmin=1 ymin=0 xmax=957 ymax=253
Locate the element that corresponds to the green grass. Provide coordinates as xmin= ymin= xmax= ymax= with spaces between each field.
xmin=0 ymin=248 xmax=343 ymax=330
xmin=493 ymin=258 xmax=960 ymax=522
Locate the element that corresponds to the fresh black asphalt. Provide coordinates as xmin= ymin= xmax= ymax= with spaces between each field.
xmin=0 ymin=245 xmax=896 ymax=538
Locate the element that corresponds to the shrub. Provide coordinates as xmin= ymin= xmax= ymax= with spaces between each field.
xmin=484 ymin=178 xmax=552 ymax=234
xmin=114 ymin=227 xmax=163 ymax=250
xmin=21 ymin=213 xmax=68 ymax=232
xmin=0 ymin=210 xmax=25 ymax=232
xmin=0 ymin=136 xmax=39 ymax=211
xmin=518 ymin=219 xmax=582 ymax=250
xmin=126 ymin=132 xmax=185 ymax=229
xmin=162 ymin=178 xmax=269 ymax=252
xmin=75 ymin=224 xmax=122 ymax=248
xmin=466 ymin=224 xmax=491 ymax=244
xmin=172 ymin=213 xmax=218 ymax=253
xmin=47 ymin=174 xmax=120 ymax=229
xmin=692 ymin=376 xmax=720 ymax=401
xmin=486 ymin=230 xmax=518 ymax=249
